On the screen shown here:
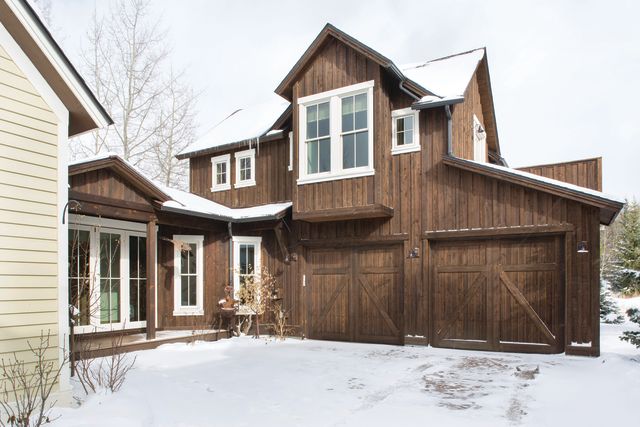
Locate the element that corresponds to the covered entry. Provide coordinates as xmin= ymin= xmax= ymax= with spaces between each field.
xmin=430 ymin=235 xmax=565 ymax=354
xmin=306 ymin=245 xmax=403 ymax=344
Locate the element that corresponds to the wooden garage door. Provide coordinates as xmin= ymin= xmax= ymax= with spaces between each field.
xmin=431 ymin=236 xmax=564 ymax=354
xmin=307 ymin=246 xmax=403 ymax=345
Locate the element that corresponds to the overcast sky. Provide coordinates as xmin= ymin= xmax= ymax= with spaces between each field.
xmin=48 ymin=0 xmax=639 ymax=200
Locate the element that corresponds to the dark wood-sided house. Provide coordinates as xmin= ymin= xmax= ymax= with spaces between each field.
xmin=69 ymin=24 xmax=623 ymax=356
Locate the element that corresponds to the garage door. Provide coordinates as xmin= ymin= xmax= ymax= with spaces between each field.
xmin=431 ymin=236 xmax=564 ymax=354
xmin=307 ymin=246 xmax=403 ymax=345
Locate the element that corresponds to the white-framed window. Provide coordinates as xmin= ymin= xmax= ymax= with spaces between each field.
xmin=172 ymin=235 xmax=204 ymax=316
xmin=288 ymin=131 xmax=293 ymax=172
xmin=473 ymin=114 xmax=487 ymax=162
xmin=391 ymin=107 xmax=420 ymax=154
xmin=232 ymin=236 xmax=262 ymax=303
xmin=297 ymin=80 xmax=374 ymax=185
xmin=211 ymin=154 xmax=231 ymax=192
xmin=67 ymin=215 xmax=149 ymax=334
xmin=234 ymin=149 xmax=256 ymax=188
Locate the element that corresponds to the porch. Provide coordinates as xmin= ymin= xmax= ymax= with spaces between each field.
xmin=73 ymin=329 xmax=230 ymax=360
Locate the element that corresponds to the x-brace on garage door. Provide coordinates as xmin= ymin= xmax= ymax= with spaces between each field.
xmin=306 ymin=246 xmax=403 ymax=345
xmin=431 ymin=236 xmax=565 ymax=354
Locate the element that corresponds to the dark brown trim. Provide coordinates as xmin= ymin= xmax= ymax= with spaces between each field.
xmin=69 ymin=190 xmax=155 ymax=213
xmin=442 ymin=155 xmax=623 ymax=225
xmin=298 ymin=234 xmax=408 ymax=248
xmin=423 ymin=224 xmax=574 ymax=241
xmin=71 ymin=199 xmax=156 ymax=223
xmin=69 ymin=156 xmax=171 ymax=202
xmin=293 ymin=204 xmax=394 ymax=223
xmin=175 ymin=131 xmax=287 ymax=160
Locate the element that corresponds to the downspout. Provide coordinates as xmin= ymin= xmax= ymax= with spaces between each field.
xmin=444 ymin=104 xmax=453 ymax=156
xmin=228 ymin=221 xmax=233 ymax=286
xmin=399 ymin=80 xmax=420 ymax=102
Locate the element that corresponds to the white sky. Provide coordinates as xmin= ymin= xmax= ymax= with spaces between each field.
xmin=48 ymin=0 xmax=640 ymax=200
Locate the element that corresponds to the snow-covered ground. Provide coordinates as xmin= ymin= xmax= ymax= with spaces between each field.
xmin=54 ymin=299 xmax=640 ymax=427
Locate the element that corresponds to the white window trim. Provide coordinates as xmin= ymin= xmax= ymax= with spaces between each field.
xmin=232 ymin=236 xmax=262 ymax=303
xmin=473 ymin=114 xmax=487 ymax=162
xmin=234 ymin=148 xmax=256 ymax=188
xmin=288 ymin=131 xmax=293 ymax=172
xmin=172 ymin=235 xmax=205 ymax=316
xmin=67 ymin=216 xmax=149 ymax=334
xmin=211 ymin=154 xmax=231 ymax=192
xmin=297 ymin=80 xmax=375 ymax=185
xmin=391 ymin=107 xmax=421 ymax=155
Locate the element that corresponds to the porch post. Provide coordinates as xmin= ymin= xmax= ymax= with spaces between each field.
xmin=146 ymin=219 xmax=157 ymax=340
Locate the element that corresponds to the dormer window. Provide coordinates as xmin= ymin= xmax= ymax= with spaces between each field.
xmin=235 ymin=148 xmax=256 ymax=188
xmin=211 ymin=154 xmax=230 ymax=192
xmin=391 ymin=108 xmax=420 ymax=154
xmin=298 ymin=81 xmax=374 ymax=185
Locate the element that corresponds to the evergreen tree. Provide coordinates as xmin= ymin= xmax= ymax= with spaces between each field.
xmin=608 ymin=201 xmax=640 ymax=295
xmin=621 ymin=308 xmax=640 ymax=348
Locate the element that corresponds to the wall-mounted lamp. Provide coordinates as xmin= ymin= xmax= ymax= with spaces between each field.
xmin=408 ymin=248 xmax=420 ymax=259
xmin=577 ymin=241 xmax=589 ymax=253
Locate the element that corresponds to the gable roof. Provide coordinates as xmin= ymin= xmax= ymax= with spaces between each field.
xmin=177 ymin=94 xmax=290 ymax=160
xmin=443 ymin=155 xmax=624 ymax=225
xmin=403 ymin=48 xmax=485 ymax=107
xmin=275 ymin=23 xmax=429 ymax=101
xmin=0 ymin=0 xmax=112 ymax=136
xmin=69 ymin=154 xmax=292 ymax=222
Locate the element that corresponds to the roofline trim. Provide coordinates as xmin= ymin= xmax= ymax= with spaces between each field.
xmin=6 ymin=0 xmax=113 ymax=130
xmin=176 ymin=129 xmax=286 ymax=160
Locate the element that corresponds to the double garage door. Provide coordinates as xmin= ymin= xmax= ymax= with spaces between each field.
xmin=306 ymin=245 xmax=403 ymax=345
xmin=306 ymin=236 xmax=564 ymax=354
xmin=431 ymin=236 xmax=565 ymax=354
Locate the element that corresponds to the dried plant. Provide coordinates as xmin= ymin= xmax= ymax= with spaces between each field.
xmin=235 ymin=266 xmax=278 ymax=338
xmin=74 ymin=330 xmax=136 ymax=395
xmin=270 ymin=302 xmax=295 ymax=341
xmin=0 ymin=331 xmax=66 ymax=427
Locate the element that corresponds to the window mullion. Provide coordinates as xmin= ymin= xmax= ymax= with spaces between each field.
xmin=331 ymin=95 xmax=341 ymax=174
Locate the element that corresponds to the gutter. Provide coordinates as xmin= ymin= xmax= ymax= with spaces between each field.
xmin=159 ymin=205 xmax=289 ymax=224
xmin=176 ymin=130 xmax=284 ymax=160
xmin=445 ymin=105 xmax=453 ymax=156
xmin=412 ymin=97 xmax=464 ymax=110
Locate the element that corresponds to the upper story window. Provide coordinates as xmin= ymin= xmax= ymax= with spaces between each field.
xmin=298 ymin=81 xmax=374 ymax=185
xmin=391 ymin=108 xmax=420 ymax=155
xmin=211 ymin=154 xmax=231 ymax=192
xmin=235 ymin=148 xmax=256 ymax=188
xmin=473 ymin=114 xmax=487 ymax=162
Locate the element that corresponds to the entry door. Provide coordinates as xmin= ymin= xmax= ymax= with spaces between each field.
xmin=307 ymin=246 xmax=403 ymax=345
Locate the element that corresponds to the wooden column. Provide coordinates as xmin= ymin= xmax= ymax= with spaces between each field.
xmin=146 ymin=219 xmax=157 ymax=340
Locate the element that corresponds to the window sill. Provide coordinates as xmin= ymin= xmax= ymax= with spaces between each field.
xmin=211 ymin=184 xmax=231 ymax=192
xmin=297 ymin=169 xmax=375 ymax=186
xmin=392 ymin=145 xmax=421 ymax=155
xmin=234 ymin=180 xmax=256 ymax=189
xmin=173 ymin=309 xmax=204 ymax=317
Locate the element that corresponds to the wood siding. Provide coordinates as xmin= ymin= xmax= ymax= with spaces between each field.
xmin=517 ymin=157 xmax=602 ymax=192
xmin=0 ymin=44 xmax=60 ymax=372
xmin=176 ymin=37 xmax=605 ymax=355
xmin=189 ymin=138 xmax=292 ymax=208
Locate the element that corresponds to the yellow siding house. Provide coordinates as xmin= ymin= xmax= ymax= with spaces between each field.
xmin=0 ymin=0 xmax=111 ymax=398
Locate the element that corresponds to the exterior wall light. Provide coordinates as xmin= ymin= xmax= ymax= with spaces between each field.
xmin=577 ymin=241 xmax=589 ymax=253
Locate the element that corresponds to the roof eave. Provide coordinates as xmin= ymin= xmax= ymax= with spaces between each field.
xmin=4 ymin=0 xmax=113 ymax=135
xmin=443 ymin=155 xmax=624 ymax=225
xmin=176 ymin=130 xmax=286 ymax=160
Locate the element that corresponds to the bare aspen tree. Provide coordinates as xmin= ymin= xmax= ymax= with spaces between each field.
xmin=72 ymin=0 xmax=199 ymax=189
xmin=150 ymin=69 xmax=198 ymax=190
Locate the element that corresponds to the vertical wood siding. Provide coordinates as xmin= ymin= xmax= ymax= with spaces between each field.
xmin=517 ymin=158 xmax=602 ymax=192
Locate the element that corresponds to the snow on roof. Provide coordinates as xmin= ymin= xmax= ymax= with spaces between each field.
xmin=161 ymin=185 xmax=291 ymax=222
xmin=70 ymin=154 xmax=291 ymax=222
xmin=465 ymin=158 xmax=625 ymax=204
xmin=179 ymin=94 xmax=290 ymax=157
xmin=401 ymin=48 xmax=485 ymax=100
